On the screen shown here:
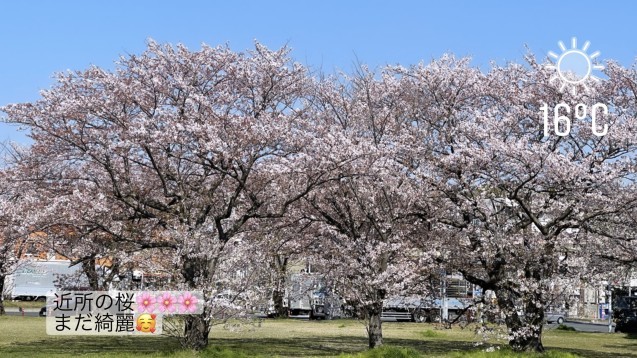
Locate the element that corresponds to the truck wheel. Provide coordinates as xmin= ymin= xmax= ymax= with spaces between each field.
xmin=413 ymin=310 xmax=427 ymax=323
xmin=557 ymin=317 xmax=564 ymax=325
xmin=429 ymin=312 xmax=440 ymax=323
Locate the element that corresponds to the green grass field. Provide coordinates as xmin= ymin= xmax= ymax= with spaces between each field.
xmin=3 ymin=300 xmax=46 ymax=309
xmin=0 ymin=316 xmax=636 ymax=357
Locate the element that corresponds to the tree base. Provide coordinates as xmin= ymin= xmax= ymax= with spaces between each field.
xmin=181 ymin=314 xmax=211 ymax=350
xmin=510 ymin=334 xmax=544 ymax=352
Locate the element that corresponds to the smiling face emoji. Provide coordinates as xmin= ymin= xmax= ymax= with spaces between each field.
xmin=136 ymin=313 xmax=157 ymax=333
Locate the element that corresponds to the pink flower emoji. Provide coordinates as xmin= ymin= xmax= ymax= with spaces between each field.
xmin=177 ymin=292 xmax=198 ymax=313
xmin=136 ymin=292 xmax=156 ymax=313
xmin=157 ymin=292 xmax=176 ymax=313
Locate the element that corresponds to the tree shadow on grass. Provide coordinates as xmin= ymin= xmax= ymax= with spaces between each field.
xmin=4 ymin=334 xmax=637 ymax=357
xmin=559 ymin=349 xmax=637 ymax=358
xmin=211 ymin=336 xmax=482 ymax=357
xmin=592 ymin=333 xmax=637 ymax=358
xmin=0 ymin=335 xmax=478 ymax=357
xmin=212 ymin=336 xmax=637 ymax=358
xmin=1 ymin=336 xmax=183 ymax=357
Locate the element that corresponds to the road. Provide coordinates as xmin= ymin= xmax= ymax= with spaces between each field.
xmin=548 ymin=320 xmax=615 ymax=333
xmin=4 ymin=308 xmax=41 ymax=317
xmin=6 ymin=311 xmax=40 ymax=317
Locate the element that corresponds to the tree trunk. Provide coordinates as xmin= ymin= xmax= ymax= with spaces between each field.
xmin=366 ymin=300 xmax=384 ymax=349
xmin=180 ymin=255 xmax=213 ymax=350
xmin=508 ymin=326 xmax=544 ymax=353
xmin=272 ymin=286 xmax=287 ymax=318
xmin=271 ymin=255 xmax=288 ymax=318
xmin=506 ymin=310 xmax=544 ymax=353
xmin=0 ymin=275 xmax=5 ymax=315
xmin=497 ymin=288 xmax=545 ymax=353
xmin=182 ymin=312 xmax=211 ymax=350
xmin=82 ymin=257 xmax=100 ymax=290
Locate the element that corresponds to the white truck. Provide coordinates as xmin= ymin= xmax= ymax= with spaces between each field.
xmin=287 ymin=273 xmax=344 ymax=319
xmin=6 ymin=259 xmax=87 ymax=300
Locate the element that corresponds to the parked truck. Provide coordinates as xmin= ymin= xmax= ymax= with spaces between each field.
xmin=5 ymin=259 xmax=88 ymax=300
xmin=286 ymin=272 xmax=344 ymax=319
xmin=381 ymin=273 xmax=476 ymax=322
xmin=381 ymin=296 xmax=473 ymax=322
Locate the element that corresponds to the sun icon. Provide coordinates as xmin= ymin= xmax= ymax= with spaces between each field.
xmin=546 ymin=37 xmax=604 ymax=95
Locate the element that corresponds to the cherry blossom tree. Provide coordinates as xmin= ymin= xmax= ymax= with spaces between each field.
xmin=398 ymin=55 xmax=637 ymax=352
xmin=0 ymin=144 xmax=44 ymax=314
xmin=299 ymin=68 xmax=434 ymax=348
xmin=2 ymin=41 xmax=325 ymax=349
xmin=0 ymin=170 xmax=29 ymax=315
xmin=1 ymin=141 xmax=142 ymax=292
xmin=4 ymin=38 xmax=637 ymax=355
xmin=578 ymin=62 xmax=637 ymax=267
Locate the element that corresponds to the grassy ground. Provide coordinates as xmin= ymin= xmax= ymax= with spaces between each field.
xmin=3 ymin=300 xmax=46 ymax=308
xmin=1 ymin=316 xmax=636 ymax=357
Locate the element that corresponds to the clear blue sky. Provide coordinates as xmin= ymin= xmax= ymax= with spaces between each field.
xmin=1 ymin=0 xmax=635 ymax=144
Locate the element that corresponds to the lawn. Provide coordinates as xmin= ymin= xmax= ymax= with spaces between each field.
xmin=3 ymin=300 xmax=46 ymax=309
xmin=0 ymin=315 xmax=636 ymax=357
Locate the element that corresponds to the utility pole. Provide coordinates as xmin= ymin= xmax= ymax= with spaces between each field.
xmin=440 ymin=269 xmax=448 ymax=322
xmin=608 ymin=287 xmax=613 ymax=333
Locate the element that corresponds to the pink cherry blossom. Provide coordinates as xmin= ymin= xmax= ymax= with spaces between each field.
xmin=5 ymin=39 xmax=637 ymax=353
xmin=177 ymin=292 xmax=198 ymax=313
xmin=156 ymin=292 xmax=176 ymax=313
xmin=136 ymin=292 xmax=156 ymax=313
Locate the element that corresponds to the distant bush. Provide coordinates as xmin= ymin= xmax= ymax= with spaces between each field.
xmin=556 ymin=324 xmax=577 ymax=332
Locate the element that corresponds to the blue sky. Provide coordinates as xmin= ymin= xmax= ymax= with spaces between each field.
xmin=1 ymin=0 xmax=635 ymax=144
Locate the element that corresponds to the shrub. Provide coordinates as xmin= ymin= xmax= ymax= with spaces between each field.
xmin=556 ymin=324 xmax=576 ymax=332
